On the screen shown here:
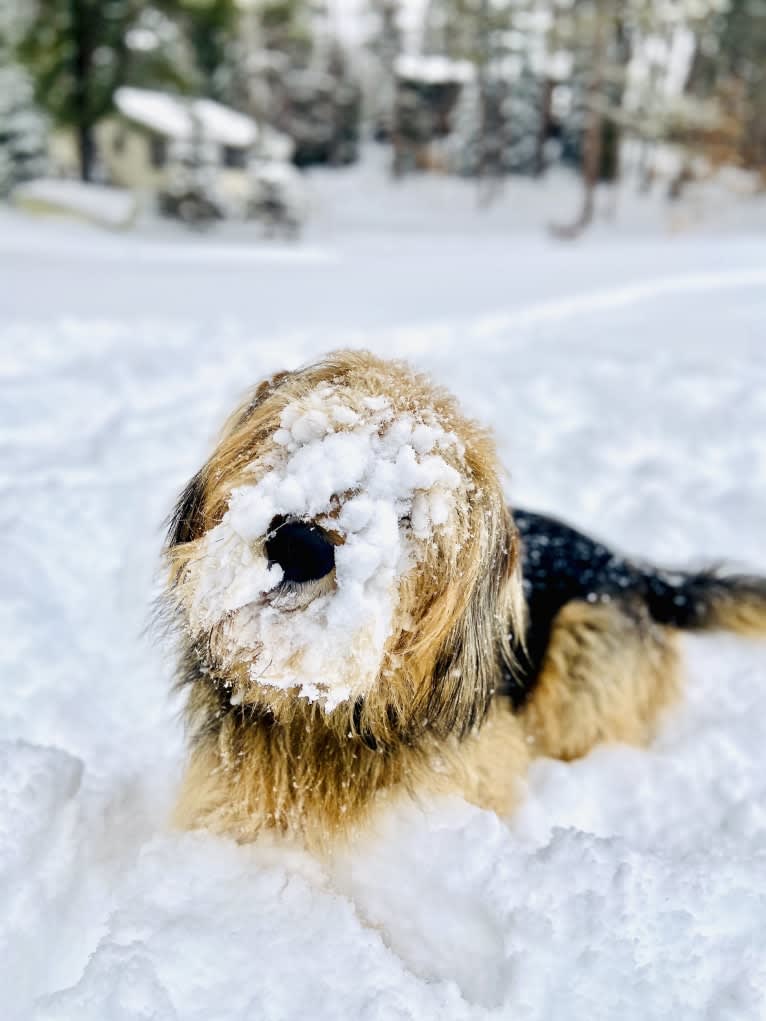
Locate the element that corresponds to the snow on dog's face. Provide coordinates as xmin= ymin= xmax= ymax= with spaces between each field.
xmin=179 ymin=385 xmax=464 ymax=709
xmin=165 ymin=351 xmax=521 ymax=740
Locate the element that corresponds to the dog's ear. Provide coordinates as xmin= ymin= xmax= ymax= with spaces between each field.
xmin=425 ymin=504 xmax=523 ymax=737
xmin=167 ymin=469 xmax=207 ymax=547
xmin=166 ymin=370 xmax=294 ymax=549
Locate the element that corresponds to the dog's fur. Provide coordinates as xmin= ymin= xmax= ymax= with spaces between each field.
xmin=161 ymin=350 xmax=766 ymax=851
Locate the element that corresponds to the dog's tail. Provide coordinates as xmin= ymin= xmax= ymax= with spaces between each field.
xmin=644 ymin=568 xmax=766 ymax=637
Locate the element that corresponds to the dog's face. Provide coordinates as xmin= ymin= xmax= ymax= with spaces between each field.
xmin=165 ymin=351 xmax=521 ymax=743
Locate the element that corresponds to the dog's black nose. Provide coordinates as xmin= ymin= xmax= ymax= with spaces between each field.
xmin=265 ymin=517 xmax=335 ymax=584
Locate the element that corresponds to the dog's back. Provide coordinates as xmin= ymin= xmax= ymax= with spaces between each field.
xmin=509 ymin=509 xmax=766 ymax=757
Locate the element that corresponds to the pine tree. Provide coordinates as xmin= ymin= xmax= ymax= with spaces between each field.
xmin=502 ymin=59 xmax=545 ymax=175
xmin=366 ymin=0 xmax=403 ymax=139
xmin=686 ymin=0 xmax=766 ymax=172
xmin=550 ymin=0 xmax=631 ymax=236
xmin=237 ymin=0 xmax=361 ymax=167
xmin=256 ymin=0 xmax=313 ymax=61
xmin=422 ymin=0 xmax=484 ymax=62
xmin=0 ymin=0 xmax=47 ymax=195
xmin=436 ymin=0 xmax=547 ymax=183
xmin=17 ymin=0 xmax=138 ymax=181
xmin=0 ymin=65 xmax=48 ymax=196
xmin=174 ymin=0 xmax=239 ymax=101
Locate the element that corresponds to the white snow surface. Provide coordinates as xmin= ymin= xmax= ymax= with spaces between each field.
xmin=189 ymin=391 xmax=463 ymax=709
xmin=1 ymin=161 xmax=765 ymax=1019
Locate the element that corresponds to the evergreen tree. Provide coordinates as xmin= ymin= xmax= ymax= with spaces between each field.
xmin=124 ymin=6 xmax=199 ymax=95
xmin=278 ymin=45 xmax=362 ymax=166
xmin=234 ymin=0 xmax=312 ymax=126
xmin=257 ymin=0 xmax=313 ymax=61
xmin=237 ymin=0 xmax=361 ymax=166
xmin=365 ymin=0 xmax=403 ymax=139
xmin=422 ymin=0 xmax=485 ymax=62
xmin=18 ymin=0 xmax=139 ymax=181
xmin=174 ymin=0 xmax=239 ymax=101
xmin=0 ymin=0 xmax=47 ymax=195
xmin=431 ymin=1 xmax=549 ymax=183
xmin=0 ymin=65 xmax=48 ymax=196
xmin=502 ymin=59 xmax=546 ymax=175
xmin=686 ymin=0 xmax=766 ymax=172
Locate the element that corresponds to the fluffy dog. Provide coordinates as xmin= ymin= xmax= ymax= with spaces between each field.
xmin=162 ymin=350 xmax=766 ymax=850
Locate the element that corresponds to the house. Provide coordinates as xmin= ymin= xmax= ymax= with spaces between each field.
xmin=50 ymin=87 xmax=294 ymax=216
xmin=98 ymin=87 xmax=264 ymax=212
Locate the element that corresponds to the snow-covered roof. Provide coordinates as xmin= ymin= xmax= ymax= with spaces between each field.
xmin=115 ymin=87 xmax=258 ymax=148
xmin=195 ymin=99 xmax=257 ymax=148
xmin=395 ymin=55 xmax=475 ymax=86
xmin=115 ymin=88 xmax=188 ymax=139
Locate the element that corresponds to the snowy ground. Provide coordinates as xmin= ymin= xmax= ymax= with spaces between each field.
xmin=1 ymin=161 xmax=765 ymax=1020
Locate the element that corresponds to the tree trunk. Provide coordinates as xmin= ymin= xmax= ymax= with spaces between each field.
xmin=550 ymin=6 xmax=606 ymax=240
xmin=71 ymin=0 xmax=93 ymax=181
xmin=550 ymin=84 xmax=603 ymax=239
xmin=77 ymin=122 xmax=95 ymax=182
xmin=476 ymin=0 xmax=494 ymax=204
xmin=534 ymin=78 xmax=553 ymax=178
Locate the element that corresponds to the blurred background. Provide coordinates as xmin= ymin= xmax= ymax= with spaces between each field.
xmin=1 ymin=0 xmax=764 ymax=235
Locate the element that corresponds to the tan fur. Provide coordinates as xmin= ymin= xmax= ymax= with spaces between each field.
xmin=702 ymin=586 xmax=766 ymax=638
xmin=173 ymin=689 xmax=529 ymax=852
xmin=518 ymin=600 xmax=683 ymax=761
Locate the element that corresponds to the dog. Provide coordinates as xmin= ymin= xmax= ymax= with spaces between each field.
xmin=161 ymin=350 xmax=766 ymax=851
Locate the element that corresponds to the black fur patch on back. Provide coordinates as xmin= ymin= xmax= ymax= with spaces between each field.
xmin=643 ymin=569 xmax=766 ymax=631
xmin=505 ymin=509 xmax=647 ymax=707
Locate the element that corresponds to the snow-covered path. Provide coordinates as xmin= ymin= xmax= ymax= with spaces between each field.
xmin=1 ymin=192 xmax=765 ymax=1019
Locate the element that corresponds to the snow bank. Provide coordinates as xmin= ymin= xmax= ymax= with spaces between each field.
xmin=12 ymin=179 xmax=137 ymax=229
